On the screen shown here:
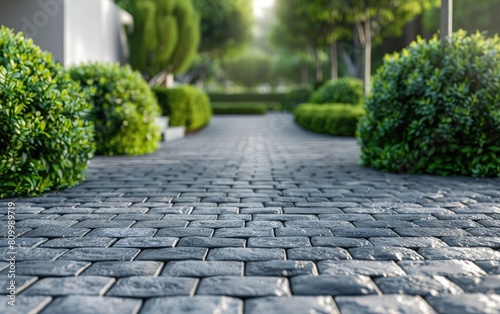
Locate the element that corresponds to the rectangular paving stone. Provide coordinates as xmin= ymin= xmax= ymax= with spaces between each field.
xmin=57 ymin=214 xmax=115 ymax=220
xmin=466 ymin=228 xmax=500 ymax=237
xmin=197 ymin=276 xmax=290 ymax=297
xmin=106 ymin=276 xmax=197 ymax=297
xmin=207 ymin=248 xmax=286 ymax=261
xmin=16 ymin=219 xmax=79 ymax=228
xmin=394 ymin=228 xmax=470 ymax=237
xmin=246 ymin=260 xmax=317 ymax=277
xmin=418 ymin=247 xmax=500 ymax=261
xmin=373 ymin=214 xmax=436 ymax=220
xmin=475 ymin=261 xmax=500 ymax=274
xmin=86 ymin=228 xmax=157 ymax=238
xmin=149 ymin=207 xmax=193 ymax=214
xmin=162 ymin=261 xmax=244 ymax=277
xmin=141 ymin=296 xmax=242 ymax=314
xmin=312 ymin=237 xmax=372 ymax=248
xmin=287 ymin=247 xmax=352 ymax=261
xmin=0 ymin=237 xmax=47 ymax=248
xmin=71 ymin=220 xmax=135 ymax=228
xmin=448 ymin=275 xmax=500 ymax=294
xmin=318 ymin=260 xmax=406 ymax=277
xmin=43 ymin=207 xmax=94 ymax=214
xmin=93 ymin=208 xmax=148 ymax=214
xmin=1 ymin=260 xmax=90 ymax=277
xmin=253 ymin=214 xmax=318 ymax=221
xmin=283 ymin=208 xmax=343 ymax=214
xmin=218 ymin=214 xmax=252 ymax=221
xmin=318 ymin=214 xmax=374 ymax=221
xmin=24 ymin=276 xmax=115 ymax=296
xmin=113 ymin=237 xmax=178 ymax=248
xmin=39 ymin=296 xmax=142 ymax=314
xmin=336 ymin=295 xmax=436 ymax=314
xmin=353 ymin=220 xmax=419 ymax=228
xmin=82 ymin=261 xmax=163 ymax=277
xmin=246 ymin=221 xmax=284 ymax=228
xmin=0 ymin=275 xmax=38 ymax=293
xmin=291 ymin=275 xmax=378 ymax=296
xmin=21 ymin=227 xmax=90 ymax=238
xmin=177 ymin=237 xmax=246 ymax=248
xmin=214 ymin=228 xmax=274 ymax=238
xmin=133 ymin=220 xmax=188 ymax=228
xmin=162 ymin=214 xmax=216 ymax=221
xmin=248 ymin=237 xmax=311 ymax=248
xmin=369 ymin=237 xmax=448 ymax=248
xmin=332 ymin=228 xmax=398 ymax=238
xmin=136 ymin=248 xmax=208 ymax=261
xmin=240 ymin=208 xmax=282 ymax=214
xmin=188 ymin=220 xmax=246 ymax=228
xmin=275 ymin=227 xmax=333 ymax=237
xmin=40 ymin=237 xmax=116 ymax=248
xmin=284 ymin=221 xmax=354 ymax=228
xmin=0 ymin=296 xmax=52 ymax=314
xmin=193 ymin=208 xmax=240 ymax=214
xmin=113 ymin=214 xmax=164 ymax=220
xmin=374 ymin=275 xmax=463 ymax=296
xmin=398 ymin=260 xmax=487 ymax=276
xmin=155 ymin=227 xmax=214 ymax=237
xmin=349 ymin=246 xmax=424 ymax=261
xmin=0 ymin=247 xmax=67 ymax=261
xmin=426 ymin=294 xmax=500 ymax=314
xmin=59 ymin=248 xmax=140 ymax=261
xmin=244 ymin=296 xmax=338 ymax=314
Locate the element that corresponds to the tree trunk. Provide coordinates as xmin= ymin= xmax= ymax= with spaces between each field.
xmin=166 ymin=73 xmax=174 ymax=88
xmin=441 ymin=0 xmax=453 ymax=43
xmin=363 ymin=9 xmax=372 ymax=96
xmin=330 ymin=39 xmax=338 ymax=81
xmin=313 ymin=49 xmax=323 ymax=84
xmin=301 ymin=63 xmax=309 ymax=85
xmin=339 ymin=45 xmax=357 ymax=77
xmin=196 ymin=66 xmax=206 ymax=89
xmin=354 ymin=35 xmax=363 ymax=80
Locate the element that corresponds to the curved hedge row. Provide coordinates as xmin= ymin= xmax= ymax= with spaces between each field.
xmin=310 ymin=78 xmax=363 ymax=105
xmin=295 ymin=104 xmax=365 ymax=136
xmin=0 ymin=27 xmax=95 ymax=198
xmin=153 ymin=86 xmax=212 ymax=131
xmin=358 ymin=31 xmax=500 ymax=177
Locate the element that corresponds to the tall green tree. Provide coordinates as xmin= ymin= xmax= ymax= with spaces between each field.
xmin=120 ymin=0 xmax=201 ymax=86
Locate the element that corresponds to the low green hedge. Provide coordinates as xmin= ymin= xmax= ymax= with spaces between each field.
xmin=153 ymin=86 xmax=212 ymax=131
xmin=211 ymin=102 xmax=268 ymax=114
xmin=310 ymin=78 xmax=363 ymax=105
xmin=0 ymin=27 xmax=95 ymax=198
xmin=70 ymin=63 xmax=161 ymax=156
xmin=208 ymin=93 xmax=285 ymax=103
xmin=295 ymin=104 xmax=365 ymax=136
xmin=284 ymin=88 xmax=312 ymax=112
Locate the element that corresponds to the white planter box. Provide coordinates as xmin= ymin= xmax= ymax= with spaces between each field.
xmin=165 ymin=127 xmax=186 ymax=142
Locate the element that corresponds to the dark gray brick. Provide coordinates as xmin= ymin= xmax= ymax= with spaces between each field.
xmin=155 ymin=227 xmax=214 ymax=237
xmin=16 ymin=219 xmax=78 ymax=228
xmin=318 ymin=260 xmax=405 ymax=276
xmin=39 ymin=296 xmax=141 ymax=314
xmin=3 ymin=260 xmax=90 ymax=277
xmin=312 ymin=237 xmax=372 ymax=248
xmin=214 ymin=228 xmax=274 ymax=238
xmin=248 ymin=237 xmax=311 ymax=248
xmin=40 ymin=237 xmax=115 ymax=248
xmin=189 ymin=220 xmax=246 ymax=228
xmin=253 ymin=214 xmax=318 ymax=221
xmin=59 ymin=248 xmax=140 ymax=261
xmin=426 ymin=294 xmax=500 ymax=314
xmin=395 ymin=228 xmax=470 ymax=237
xmin=136 ymin=248 xmax=208 ymax=261
xmin=207 ymin=248 xmax=286 ymax=261
xmin=86 ymin=228 xmax=157 ymax=238
xmin=369 ymin=237 xmax=448 ymax=248
xmin=177 ymin=237 xmax=245 ymax=248
xmin=133 ymin=220 xmax=188 ymax=228
xmin=287 ymin=247 xmax=352 ymax=261
xmin=162 ymin=261 xmax=243 ymax=277
xmin=245 ymin=260 xmax=317 ymax=277
xmin=71 ymin=220 xmax=135 ymax=228
xmin=244 ymin=296 xmax=338 ymax=314
xmin=197 ymin=276 xmax=290 ymax=297
xmin=374 ymin=275 xmax=463 ymax=296
xmin=0 ymin=247 xmax=67 ymax=261
xmin=336 ymin=295 xmax=436 ymax=314
xmin=399 ymin=260 xmax=487 ymax=276
xmin=24 ymin=276 xmax=115 ymax=296
xmin=349 ymin=246 xmax=424 ymax=261
xmin=106 ymin=276 xmax=197 ymax=297
xmin=291 ymin=275 xmax=378 ymax=296
xmin=475 ymin=261 xmax=500 ymax=274
xmin=141 ymin=296 xmax=242 ymax=314
xmin=275 ymin=227 xmax=333 ymax=237
xmin=82 ymin=261 xmax=163 ymax=277
xmin=22 ymin=227 xmax=90 ymax=238
xmin=418 ymin=247 xmax=500 ymax=261
xmin=113 ymin=237 xmax=177 ymax=248
xmin=449 ymin=275 xmax=500 ymax=293
xmin=332 ymin=228 xmax=398 ymax=238
xmin=0 ymin=275 xmax=37 ymax=293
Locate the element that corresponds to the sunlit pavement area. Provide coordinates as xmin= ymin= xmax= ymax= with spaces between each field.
xmin=2 ymin=114 xmax=500 ymax=314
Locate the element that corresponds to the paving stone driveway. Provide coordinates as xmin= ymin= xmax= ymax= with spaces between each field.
xmin=2 ymin=114 xmax=500 ymax=314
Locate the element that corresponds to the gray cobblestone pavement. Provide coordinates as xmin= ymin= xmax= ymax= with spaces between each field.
xmin=2 ymin=114 xmax=500 ymax=313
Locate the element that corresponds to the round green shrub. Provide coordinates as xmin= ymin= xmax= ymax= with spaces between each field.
xmin=295 ymin=104 xmax=365 ymax=136
xmin=0 ymin=27 xmax=95 ymax=198
xmin=283 ymin=88 xmax=312 ymax=112
xmin=310 ymin=77 xmax=363 ymax=105
xmin=70 ymin=63 xmax=161 ymax=156
xmin=358 ymin=31 xmax=500 ymax=177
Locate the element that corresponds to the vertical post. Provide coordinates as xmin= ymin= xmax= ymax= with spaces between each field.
xmin=440 ymin=0 xmax=452 ymax=43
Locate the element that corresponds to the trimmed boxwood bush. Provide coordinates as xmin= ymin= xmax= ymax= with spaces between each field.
xmin=0 ymin=27 xmax=95 ymax=198
xmin=295 ymin=104 xmax=365 ymax=136
xmin=211 ymin=102 xmax=268 ymax=114
xmin=310 ymin=77 xmax=363 ymax=105
xmin=70 ymin=63 xmax=160 ymax=156
xmin=153 ymin=86 xmax=212 ymax=131
xmin=358 ymin=31 xmax=500 ymax=177
xmin=283 ymin=88 xmax=312 ymax=112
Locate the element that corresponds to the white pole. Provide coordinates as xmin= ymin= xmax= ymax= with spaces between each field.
xmin=440 ymin=0 xmax=453 ymax=42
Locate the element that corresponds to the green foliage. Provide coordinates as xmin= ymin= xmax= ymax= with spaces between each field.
xmin=0 ymin=27 xmax=95 ymax=198
xmin=208 ymin=93 xmax=285 ymax=103
xmin=310 ymin=78 xmax=363 ymax=105
xmin=121 ymin=0 xmax=200 ymax=78
xmin=211 ymin=102 xmax=268 ymax=115
xmin=225 ymin=52 xmax=272 ymax=88
xmin=283 ymin=88 xmax=312 ymax=112
xmin=295 ymin=104 xmax=365 ymax=136
xmin=70 ymin=63 xmax=161 ymax=156
xmin=153 ymin=86 xmax=212 ymax=131
xmin=358 ymin=31 xmax=500 ymax=177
